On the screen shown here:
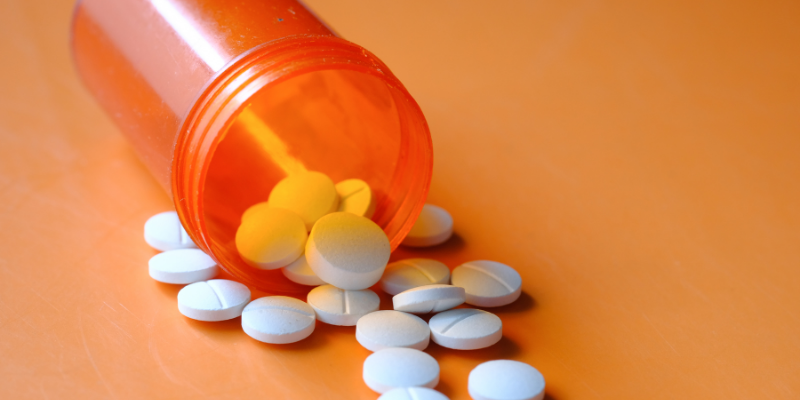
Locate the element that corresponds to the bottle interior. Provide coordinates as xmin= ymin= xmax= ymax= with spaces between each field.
xmin=202 ymin=69 xmax=408 ymax=292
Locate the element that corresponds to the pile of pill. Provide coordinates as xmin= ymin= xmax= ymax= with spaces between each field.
xmin=144 ymin=171 xmax=544 ymax=400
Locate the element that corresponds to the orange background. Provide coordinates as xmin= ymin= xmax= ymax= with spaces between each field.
xmin=2 ymin=1 xmax=799 ymax=399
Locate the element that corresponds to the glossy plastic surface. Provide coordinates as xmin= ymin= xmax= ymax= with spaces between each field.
xmin=71 ymin=0 xmax=432 ymax=292
xmin=3 ymin=1 xmax=800 ymax=400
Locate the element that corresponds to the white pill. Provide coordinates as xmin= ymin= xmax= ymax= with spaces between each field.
xmin=144 ymin=211 xmax=197 ymax=251
xmin=177 ymin=279 xmax=251 ymax=321
xmin=379 ymin=387 xmax=450 ymax=400
xmin=393 ymin=284 xmax=465 ymax=314
xmin=468 ymin=360 xmax=545 ymax=400
xmin=281 ymin=254 xmax=325 ymax=286
xmin=451 ymin=260 xmax=522 ymax=307
xmin=363 ymin=348 xmax=440 ymax=394
xmin=306 ymin=212 xmax=390 ymax=290
xmin=428 ymin=308 xmax=502 ymax=350
xmin=148 ymin=249 xmax=218 ymax=284
xmin=336 ymin=179 xmax=376 ymax=219
xmin=380 ymin=258 xmax=451 ymax=296
xmin=401 ymin=204 xmax=453 ymax=247
xmin=307 ymin=284 xmax=380 ymax=326
xmin=241 ymin=296 xmax=316 ymax=344
xmin=356 ymin=310 xmax=430 ymax=352
xmin=235 ymin=207 xmax=307 ymax=270
xmin=268 ymin=171 xmax=339 ymax=230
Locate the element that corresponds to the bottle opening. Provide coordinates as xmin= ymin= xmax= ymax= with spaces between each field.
xmin=191 ymin=58 xmax=432 ymax=293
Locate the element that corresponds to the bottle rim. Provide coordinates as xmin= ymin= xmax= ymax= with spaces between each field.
xmin=171 ymin=35 xmax=432 ymax=291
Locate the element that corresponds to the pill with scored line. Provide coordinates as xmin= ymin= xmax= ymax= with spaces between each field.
xmin=144 ymin=211 xmax=197 ymax=251
xmin=307 ymin=284 xmax=380 ymax=326
xmin=451 ymin=260 xmax=522 ymax=307
xmin=428 ymin=308 xmax=502 ymax=350
xmin=381 ymin=258 xmax=451 ymax=296
xmin=392 ymin=284 xmax=465 ymax=314
xmin=335 ymin=178 xmax=376 ymax=219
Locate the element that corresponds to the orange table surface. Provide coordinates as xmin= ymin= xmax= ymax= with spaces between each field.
xmin=2 ymin=1 xmax=800 ymax=399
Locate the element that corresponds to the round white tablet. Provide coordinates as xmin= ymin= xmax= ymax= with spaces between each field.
xmin=281 ymin=254 xmax=325 ymax=286
xmin=392 ymin=284 xmax=465 ymax=314
xmin=148 ymin=249 xmax=218 ymax=284
xmin=307 ymin=285 xmax=380 ymax=326
xmin=451 ymin=260 xmax=522 ymax=307
xmin=235 ymin=207 xmax=307 ymax=270
xmin=380 ymin=258 xmax=451 ymax=296
xmin=356 ymin=310 xmax=430 ymax=352
xmin=468 ymin=360 xmax=545 ymax=400
xmin=363 ymin=348 xmax=440 ymax=394
xmin=144 ymin=211 xmax=197 ymax=251
xmin=306 ymin=212 xmax=390 ymax=290
xmin=401 ymin=204 xmax=453 ymax=247
xmin=241 ymin=296 xmax=316 ymax=344
xmin=428 ymin=308 xmax=502 ymax=350
xmin=379 ymin=387 xmax=450 ymax=400
xmin=177 ymin=279 xmax=251 ymax=321
xmin=268 ymin=171 xmax=339 ymax=230
xmin=336 ymin=179 xmax=376 ymax=218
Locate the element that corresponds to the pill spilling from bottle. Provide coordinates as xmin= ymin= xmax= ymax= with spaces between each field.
xmin=142 ymin=170 xmax=543 ymax=399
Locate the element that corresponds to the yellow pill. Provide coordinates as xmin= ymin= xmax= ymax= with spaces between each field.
xmin=335 ymin=179 xmax=376 ymax=219
xmin=241 ymin=201 xmax=269 ymax=222
xmin=306 ymin=212 xmax=390 ymax=290
xmin=268 ymin=171 xmax=339 ymax=230
xmin=235 ymin=207 xmax=307 ymax=270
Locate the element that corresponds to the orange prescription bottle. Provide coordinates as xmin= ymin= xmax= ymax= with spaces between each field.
xmin=70 ymin=0 xmax=432 ymax=293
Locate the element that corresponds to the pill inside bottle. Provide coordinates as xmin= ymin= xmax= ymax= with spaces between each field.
xmin=198 ymin=70 xmax=434 ymax=293
xmin=71 ymin=0 xmax=434 ymax=293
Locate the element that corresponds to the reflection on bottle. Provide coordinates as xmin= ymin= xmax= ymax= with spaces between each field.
xmin=235 ymin=108 xmax=308 ymax=176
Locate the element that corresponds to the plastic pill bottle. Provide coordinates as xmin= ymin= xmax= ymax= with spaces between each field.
xmin=70 ymin=0 xmax=432 ymax=293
